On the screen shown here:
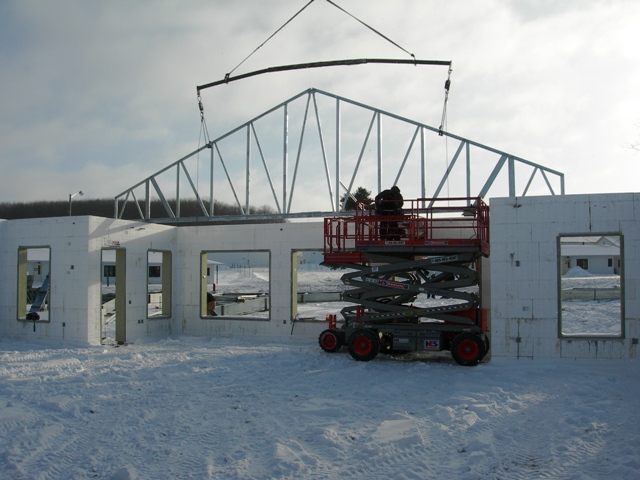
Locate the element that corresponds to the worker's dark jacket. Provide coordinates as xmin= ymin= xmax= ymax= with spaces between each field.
xmin=375 ymin=189 xmax=403 ymax=215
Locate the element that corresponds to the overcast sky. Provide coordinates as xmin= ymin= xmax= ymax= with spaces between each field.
xmin=1 ymin=0 xmax=639 ymax=207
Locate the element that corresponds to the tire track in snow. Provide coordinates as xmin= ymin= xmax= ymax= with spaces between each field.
xmin=1 ymin=340 xmax=638 ymax=479
xmin=452 ymin=371 xmax=626 ymax=480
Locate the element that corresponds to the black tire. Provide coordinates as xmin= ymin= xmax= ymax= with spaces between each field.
xmin=318 ymin=329 xmax=343 ymax=353
xmin=347 ymin=329 xmax=380 ymax=362
xmin=450 ymin=332 xmax=486 ymax=366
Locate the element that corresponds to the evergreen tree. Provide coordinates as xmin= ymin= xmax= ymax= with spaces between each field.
xmin=341 ymin=186 xmax=373 ymax=210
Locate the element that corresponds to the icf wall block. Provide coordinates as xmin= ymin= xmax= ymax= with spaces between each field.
xmin=85 ymin=217 xmax=177 ymax=345
xmin=1 ymin=217 xmax=88 ymax=343
xmin=491 ymin=316 xmax=514 ymax=357
xmin=623 ymin=232 xmax=638 ymax=264
xmin=59 ymin=219 xmax=97 ymax=344
xmin=173 ymin=221 xmax=324 ymax=339
xmin=516 ymin=317 xmax=559 ymax=359
xmin=589 ymin=195 xmax=634 ymax=228
xmin=494 ymin=317 xmax=536 ymax=358
xmin=489 ymin=197 xmax=518 ymax=226
xmin=560 ymin=339 xmax=626 ymax=359
xmin=624 ymin=276 xmax=637 ymax=305
xmin=535 ymin=279 xmax=558 ymax=319
xmin=491 ymin=192 xmax=639 ymax=359
xmin=620 ymin=220 xmax=640 ymax=333
xmin=627 ymin=320 xmax=639 ymax=357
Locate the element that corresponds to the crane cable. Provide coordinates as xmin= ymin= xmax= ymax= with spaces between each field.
xmin=198 ymin=95 xmax=210 ymax=144
xmin=196 ymin=94 xmax=212 ymax=192
xmin=324 ymin=0 xmax=416 ymax=61
xmin=196 ymin=0 xmax=316 ymax=146
xmin=440 ymin=66 xmax=453 ymax=197
xmin=227 ymin=0 xmax=416 ymax=81
xmin=439 ymin=65 xmax=452 ymax=136
xmin=225 ymin=0 xmax=316 ymax=80
xmin=199 ymin=0 xmax=419 ymax=119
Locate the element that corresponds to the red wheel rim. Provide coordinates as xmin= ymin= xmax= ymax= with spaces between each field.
xmin=321 ymin=333 xmax=337 ymax=349
xmin=457 ymin=339 xmax=480 ymax=360
xmin=353 ymin=335 xmax=373 ymax=355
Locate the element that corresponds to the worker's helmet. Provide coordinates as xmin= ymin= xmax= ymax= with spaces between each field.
xmin=391 ymin=186 xmax=400 ymax=193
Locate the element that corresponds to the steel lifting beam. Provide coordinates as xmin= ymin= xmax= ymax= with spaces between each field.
xmin=196 ymin=58 xmax=452 ymax=93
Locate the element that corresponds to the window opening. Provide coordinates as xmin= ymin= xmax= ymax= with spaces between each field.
xmin=292 ymin=250 xmax=357 ymax=321
xmin=559 ymin=235 xmax=623 ymax=337
xmin=201 ymin=251 xmax=270 ymax=319
xmin=148 ymin=250 xmax=172 ymax=318
xmin=18 ymin=247 xmax=51 ymax=322
xmin=101 ymin=249 xmax=127 ymax=344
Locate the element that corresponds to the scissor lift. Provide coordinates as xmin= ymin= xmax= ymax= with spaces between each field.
xmin=319 ymin=197 xmax=490 ymax=365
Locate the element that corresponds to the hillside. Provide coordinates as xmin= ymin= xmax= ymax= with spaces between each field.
xmin=0 ymin=198 xmax=274 ymax=221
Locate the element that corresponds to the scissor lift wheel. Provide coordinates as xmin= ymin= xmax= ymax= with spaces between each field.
xmin=347 ymin=329 xmax=380 ymax=362
xmin=450 ymin=332 xmax=486 ymax=366
xmin=318 ymin=329 xmax=344 ymax=353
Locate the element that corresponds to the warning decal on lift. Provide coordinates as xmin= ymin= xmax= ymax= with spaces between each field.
xmin=430 ymin=255 xmax=459 ymax=264
xmin=424 ymin=339 xmax=440 ymax=350
xmin=364 ymin=277 xmax=409 ymax=289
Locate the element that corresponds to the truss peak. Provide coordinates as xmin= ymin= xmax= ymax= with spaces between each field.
xmin=115 ymin=88 xmax=564 ymax=224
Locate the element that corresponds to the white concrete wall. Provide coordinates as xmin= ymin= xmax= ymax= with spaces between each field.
xmin=1 ymin=217 xmax=94 ymax=342
xmin=88 ymin=217 xmax=176 ymax=343
xmin=0 ymin=216 xmax=329 ymax=345
xmin=0 ymin=216 xmax=176 ymax=344
xmin=490 ymin=193 xmax=639 ymax=359
xmin=2 ymin=192 xmax=638 ymax=359
xmin=173 ymin=221 xmax=325 ymax=340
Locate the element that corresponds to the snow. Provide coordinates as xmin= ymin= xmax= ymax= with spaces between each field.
xmin=3 ymin=267 xmax=637 ymax=478
xmin=564 ymin=266 xmax=596 ymax=278
xmin=561 ymin=274 xmax=622 ymax=336
xmin=0 ymin=337 xmax=638 ymax=479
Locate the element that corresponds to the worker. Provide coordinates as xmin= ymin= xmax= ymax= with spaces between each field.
xmin=375 ymin=185 xmax=403 ymax=215
xmin=375 ymin=186 xmax=404 ymax=240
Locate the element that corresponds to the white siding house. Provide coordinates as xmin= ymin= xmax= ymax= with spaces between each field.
xmin=560 ymin=237 xmax=621 ymax=275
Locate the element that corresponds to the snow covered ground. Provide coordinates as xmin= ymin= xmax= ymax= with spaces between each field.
xmin=561 ymin=268 xmax=622 ymax=336
xmin=0 ymin=336 xmax=638 ymax=479
xmin=4 ymin=266 xmax=636 ymax=478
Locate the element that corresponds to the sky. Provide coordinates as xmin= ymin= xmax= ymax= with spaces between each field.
xmin=1 ymin=0 xmax=639 ymax=208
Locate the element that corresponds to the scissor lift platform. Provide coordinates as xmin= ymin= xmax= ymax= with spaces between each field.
xmin=319 ymin=197 xmax=490 ymax=365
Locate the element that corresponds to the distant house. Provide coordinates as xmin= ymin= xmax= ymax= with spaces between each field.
xmin=101 ymin=250 xmax=164 ymax=285
xmin=560 ymin=236 xmax=621 ymax=275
